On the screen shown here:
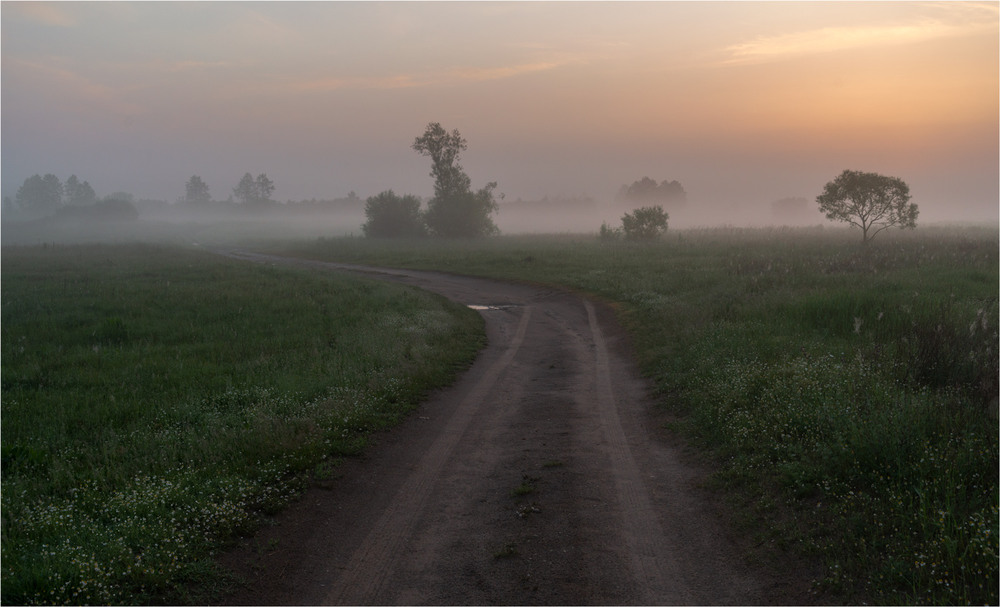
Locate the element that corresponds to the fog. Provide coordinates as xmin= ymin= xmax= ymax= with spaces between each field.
xmin=2 ymin=1 xmax=997 ymax=242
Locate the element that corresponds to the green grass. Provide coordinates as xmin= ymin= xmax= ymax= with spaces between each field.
xmin=279 ymin=225 xmax=998 ymax=605
xmin=1 ymin=243 xmax=484 ymax=605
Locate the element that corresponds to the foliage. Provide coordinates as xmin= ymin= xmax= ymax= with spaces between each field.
xmin=184 ymin=175 xmax=212 ymax=204
xmin=422 ymin=182 xmax=500 ymax=238
xmin=616 ymin=177 xmax=686 ymax=207
xmin=232 ymin=173 xmax=275 ymax=204
xmin=599 ymin=221 xmax=623 ymax=241
xmin=412 ymin=122 xmax=499 ymax=238
xmin=0 ymin=244 xmax=484 ymax=605
xmin=293 ymin=226 xmax=998 ymax=605
xmin=15 ymin=174 xmax=64 ymax=217
xmin=817 ymin=169 xmax=917 ymax=244
xmin=64 ymin=176 xmax=97 ymax=206
xmin=621 ymin=205 xmax=669 ymax=240
xmin=362 ymin=190 xmax=427 ymax=238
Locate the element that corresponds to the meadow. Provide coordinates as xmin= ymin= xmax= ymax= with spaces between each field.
xmin=279 ymin=225 xmax=999 ymax=605
xmin=0 ymin=243 xmax=484 ymax=604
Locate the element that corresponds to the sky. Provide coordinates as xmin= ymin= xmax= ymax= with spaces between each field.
xmin=2 ymin=1 xmax=998 ymax=225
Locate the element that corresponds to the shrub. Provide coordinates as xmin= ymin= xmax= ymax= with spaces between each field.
xmin=621 ymin=205 xmax=668 ymax=240
xmin=362 ymin=190 xmax=427 ymax=238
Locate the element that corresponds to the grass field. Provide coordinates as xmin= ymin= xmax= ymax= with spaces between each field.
xmin=278 ymin=225 xmax=999 ymax=605
xmin=0 ymin=243 xmax=484 ymax=604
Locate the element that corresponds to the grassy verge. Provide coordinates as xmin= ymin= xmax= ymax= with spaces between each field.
xmin=0 ymin=243 xmax=484 ymax=605
xmin=280 ymin=225 xmax=998 ymax=605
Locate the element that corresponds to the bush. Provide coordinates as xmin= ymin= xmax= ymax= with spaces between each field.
xmin=621 ymin=205 xmax=668 ymax=240
xmin=362 ymin=190 xmax=427 ymax=238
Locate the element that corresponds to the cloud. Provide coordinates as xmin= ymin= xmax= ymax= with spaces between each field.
xmin=723 ymin=18 xmax=994 ymax=65
xmin=295 ymin=61 xmax=565 ymax=92
xmin=4 ymin=57 xmax=143 ymax=117
xmin=7 ymin=2 xmax=76 ymax=27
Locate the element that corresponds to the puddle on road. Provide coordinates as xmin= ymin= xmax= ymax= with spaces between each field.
xmin=468 ymin=304 xmax=516 ymax=311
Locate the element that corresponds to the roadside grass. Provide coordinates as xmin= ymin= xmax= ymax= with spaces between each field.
xmin=0 ymin=243 xmax=484 ymax=605
xmin=283 ymin=225 xmax=999 ymax=605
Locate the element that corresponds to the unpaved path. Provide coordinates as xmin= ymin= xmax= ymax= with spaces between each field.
xmin=216 ymin=251 xmax=818 ymax=605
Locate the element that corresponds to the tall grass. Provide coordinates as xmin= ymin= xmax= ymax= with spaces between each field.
xmin=1 ymin=243 xmax=484 ymax=604
xmin=285 ymin=225 xmax=998 ymax=605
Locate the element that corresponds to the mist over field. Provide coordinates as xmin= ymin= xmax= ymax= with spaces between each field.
xmin=2 ymin=1 xmax=997 ymax=243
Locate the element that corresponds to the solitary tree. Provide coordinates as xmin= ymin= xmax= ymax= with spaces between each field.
xmin=413 ymin=122 xmax=498 ymax=237
xmin=362 ymin=190 xmax=427 ymax=238
xmin=817 ymin=169 xmax=917 ymax=244
xmin=621 ymin=205 xmax=669 ymax=240
xmin=184 ymin=175 xmax=211 ymax=203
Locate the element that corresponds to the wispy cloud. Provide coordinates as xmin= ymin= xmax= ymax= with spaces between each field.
xmin=4 ymin=57 xmax=143 ymax=116
xmin=723 ymin=16 xmax=995 ymax=65
xmin=295 ymin=61 xmax=564 ymax=92
xmin=8 ymin=2 xmax=76 ymax=27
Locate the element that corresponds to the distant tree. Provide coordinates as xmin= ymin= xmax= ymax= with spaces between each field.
xmin=362 ymin=190 xmax=427 ymax=238
xmin=233 ymin=172 xmax=275 ymax=204
xmin=184 ymin=175 xmax=211 ymax=203
xmin=64 ymin=175 xmax=97 ymax=206
xmin=15 ymin=174 xmax=63 ymax=216
xmin=255 ymin=173 xmax=275 ymax=202
xmin=233 ymin=173 xmax=256 ymax=204
xmin=817 ymin=170 xmax=917 ymax=244
xmin=621 ymin=205 xmax=669 ymax=240
xmin=413 ymin=122 xmax=499 ymax=237
xmin=616 ymin=177 xmax=686 ymax=207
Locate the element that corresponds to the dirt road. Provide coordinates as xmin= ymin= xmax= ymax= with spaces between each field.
xmin=217 ymin=252 xmax=816 ymax=605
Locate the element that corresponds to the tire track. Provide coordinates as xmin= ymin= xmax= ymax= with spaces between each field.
xmin=582 ymin=298 xmax=693 ymax=605
xmin=323 ymin=305 xmax=533 ymax=605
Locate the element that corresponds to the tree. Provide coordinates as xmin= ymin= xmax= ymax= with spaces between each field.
xmin=817 ymin=169 xmax=917 ymax=244
xmin=621 ymin=205 xmax=669 ymax=240
xmin=413 ymin=122 xmax=498 ymax=237
xmin=184 ymin=175 xmax=211 ymax=203
xmin=255 ymin=173 xmax=275 ymax=202
xmin=362 ymin=190 xmax=426 ymax=238
xmin=15 ymin=174 xmax=63 ymax=216
xmin=233 ymin=173 xmax=275 ymax=204
xmin=64 ymin=175 xmax=97 ymax=206
xmin=616 ymin=177 xmax=687 ymax=207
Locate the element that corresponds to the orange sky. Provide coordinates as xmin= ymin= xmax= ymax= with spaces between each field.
xmin=2 ymin=1 xmax=997 ymax=223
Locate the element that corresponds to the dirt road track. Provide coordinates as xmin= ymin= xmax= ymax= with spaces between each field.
xmin=217 ymin=251 xmax=817 ymax=605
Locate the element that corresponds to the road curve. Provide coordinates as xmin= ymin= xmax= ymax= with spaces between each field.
xmin=217 ymin=251 xmax=811 ymax=605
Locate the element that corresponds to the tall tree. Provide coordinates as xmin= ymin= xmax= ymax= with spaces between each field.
xmin=233 ymin=173 xmax=256 ymax=204
xmin=254 ymin=173 xmax=275 ymax=202
xmin=184 ymin=175 xmax=211 ymax=203
xmin=412 ymin=122 xmax=498 ymax=237
xmin=15 ymin=174 xmax=63 ymax=216
xmin=817 ymin=169 xmax=918 ymax=244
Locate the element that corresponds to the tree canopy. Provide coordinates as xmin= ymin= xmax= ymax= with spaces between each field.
xmin=817 ymin=170 xmax=917 ymax=244
xmin=616 ymin=177 xmax=686 ymax=207
xmin=184 ymin=175 xmax=211 ymax=204
xmin=233 ymin=173 xmax=275 ymax=204
xmin=15 ymin=174 xmax=63 ymax=217
xmin=621 ymin=205 xmax=669 ymax=240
